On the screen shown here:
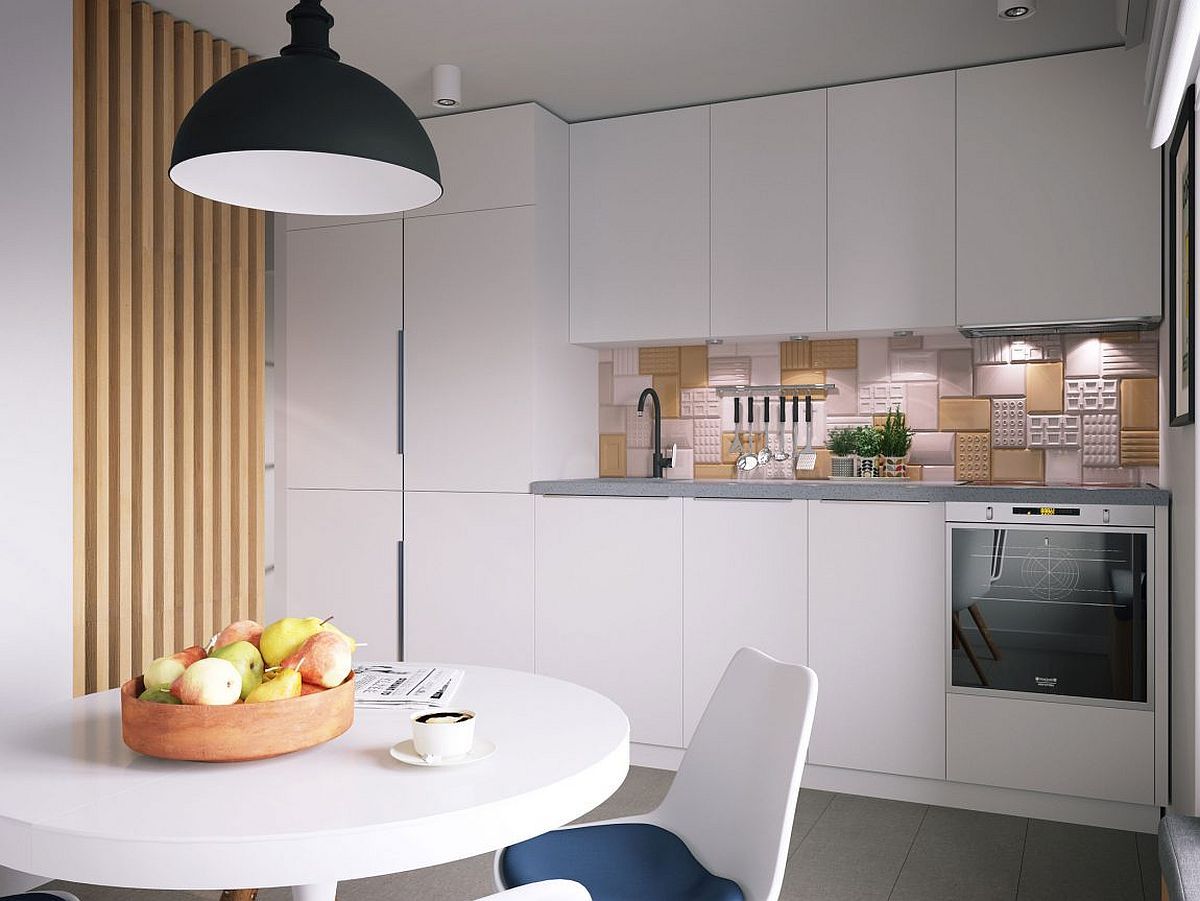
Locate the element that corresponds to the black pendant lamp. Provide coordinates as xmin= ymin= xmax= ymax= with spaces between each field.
xmin=170 ymin=0 xmax=442 ymax=215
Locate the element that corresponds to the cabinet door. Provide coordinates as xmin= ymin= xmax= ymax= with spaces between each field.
xmin=285 ymin=489 xmax=402 ymax=661
xmin=808 ymin=500 xmax=946 ymax=779
xmin=682 ymin=498 xmax=808 ymax=743
xmin=535 ymin=495 xmax=684 ymax=747
xmin=404 ymin=491 xmax=535 ymax=670
xmin=828 ymin=72 xmax=956 ymax=332
xmin=956 ymin=48 xmax=1158 ymax=327
xmin=711 ymin=91 xmax=827 ymax=338
xmin=285 ymin=220 xmax=404 ymax=490
xmin=404 ymin=208 xmax=535 ymax=492
xmin=570 ymin=107 xmax=710 ymax=344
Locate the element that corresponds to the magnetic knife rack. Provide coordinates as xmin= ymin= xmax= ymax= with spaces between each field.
xmin=714 ymin=384 xmax=837 ymax=396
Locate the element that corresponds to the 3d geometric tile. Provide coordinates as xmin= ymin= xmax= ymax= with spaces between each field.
xmin=782 ymin=369 xmax=828 ymax=399
xmin=811 ymin=339 xmax=858 ymax=370
xmin=1120 ymin=378 xmax=1159 ymax=430
xmin=906 ymin=382 xmax=940 ymax=430
xmin=653 ymin=374 xmax=681 ymax=418
xmin=889 ymin=350 xmax=940 ymax=382
xmin=694 ymin=463 xmax=736 ymax=480
xmin=888 ymin=334 xmax=924 ymax=350
xmin=679 ymin=345 xmax=709 ymax=388
xmin=693 ymin=418 xmax=722 ymax=463
xmin=825 ymin=368 xmax=859 ymax=415
xmin=1064 ymin=336 xmax=1102 ymax=377
xmin=626 ymin=406 xmax=653 ymax=448
xmin=940 ymin=397 xmax=991 ymax=431
xmin=974 ymin=363 xmax=1026 ymax=396
xmin=680 ymin=388 xmax=721 ymax=419
xmin=992 ymin=398 xmax=1027 ymax=447
xmin=661 ymin=417 xmax=694 ymax=449
xmin=910 ymin=431 xmax=955 ymax=465
xmin=939 ymin=349 xmax=974 ymax=397
xmin=1081 ymin=414 xmax=1121 ymax=467
xmin=1027 ymin=414 xmax=1081 ymax=448
xmin=858 ymin=338 xmax=890 ymax=383
xmin=1065 ymin=378 xmax=1118 ymax=412
xmin=1101 ymin=335 xmax=1158 ymax=377
xmin=955 ymin=433 xmax=992 ymax=482
xmin=599 ymin=405 xmax=625 ymax=433
xmin=779 ymin=339 xmax=812 ymax=370
xmin=612 ymin=347 xmax=638 ymax=376
xmin=639 ymin=346 xmax=680 ymax=375
xmin=1026 ymin=362 xmax=1064 ymax=413
xmin=612 ymin=374 xmax=653 ymax=405
xmin=708 ymin=356 xmax=753 ymax=386
xmin=859 ymin=382 xmax=906 ymax=414
xmin=598 ymin=362 xmax=614 ymax=405
xmin=1045 ymin=449 xmax=1083 ymax=485
xmin=992 ymin=449 xmax=1045 ymax=483
xmin=627 ymin=449 xmax=652 ymax=478
xmin=921 ymin=464 xmax=958 ymax=482
xmin=1009 ymin=336 xmax=1062 ymax=362
xmin=973 ymin=337 xmax=1010 ymax=365
xmin=1120 ymin=430 xmax=1159 ymax=466
xmin=752 ymin=354 xmax=782 ymax=388
xmin=599 ymin=435 xmax=626 ymax=478
xmin=664 ymin=448 xmax=695 ymax=480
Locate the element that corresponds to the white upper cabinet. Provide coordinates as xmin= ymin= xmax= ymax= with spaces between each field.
xmin=570 ymin=107 xmax=711 ymax=344
xmin=956 ymin=48 xmax=1159 ymax=328
xmin=284 ymin=219 xmax=404 ymax=490
xmin=827 ymin=71 xmax=956 ymax=333
xmin=710 ymin=91 xmax=827 ymax=338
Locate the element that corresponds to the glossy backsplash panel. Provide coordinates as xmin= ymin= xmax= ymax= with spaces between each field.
xmin=596 ymin=331 xmax=1161 ymax=485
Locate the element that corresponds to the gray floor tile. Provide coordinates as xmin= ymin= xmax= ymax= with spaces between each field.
xmin=889 ymin=806 xmax=1026 ymax=901
xmin=1017 ymin=819 xmax=1144 ymax=901
xmin=781 ymin=794 xmax=927 ymax=901
xmin=789 ymin=789 xmax=837 ymax=855
xmin=1136 ymin=831 xmax=1161 ymax=901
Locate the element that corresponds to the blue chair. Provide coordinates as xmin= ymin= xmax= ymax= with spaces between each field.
xmin=494 ymin=648 xmax=819 ymax=901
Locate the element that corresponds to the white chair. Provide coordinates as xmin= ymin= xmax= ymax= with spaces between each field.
xmin=494 ymin=647 xmax=819 ymax=901
xmin=475 ymin=880 xmax=590 ymax=900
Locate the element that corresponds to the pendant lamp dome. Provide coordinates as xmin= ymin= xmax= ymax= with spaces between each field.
xmin=170 ymin=0 xmax=442 ymax=215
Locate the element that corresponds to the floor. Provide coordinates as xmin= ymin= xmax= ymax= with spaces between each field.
xmin=48 ymin=766 xmax=1161 ymax=901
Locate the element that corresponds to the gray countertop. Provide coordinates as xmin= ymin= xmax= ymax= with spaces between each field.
xmin=529 ymin=478 xmax=1171 ymax=506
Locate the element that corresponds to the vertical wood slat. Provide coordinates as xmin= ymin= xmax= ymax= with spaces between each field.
xmin=74 ymin=0 xmax=266 ymax=691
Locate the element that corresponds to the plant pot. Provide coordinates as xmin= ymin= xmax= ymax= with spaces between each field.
xmin=881 ymin=455 xmax=908 ymax=479
xmin=830 ymin=455 xmax=857 ymax=479
xmin=858 ymin=456 xmax=878 ymax=478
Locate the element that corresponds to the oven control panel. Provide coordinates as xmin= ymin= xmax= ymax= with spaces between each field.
xmin=945 ymin=501 xmax=1155 ymax=527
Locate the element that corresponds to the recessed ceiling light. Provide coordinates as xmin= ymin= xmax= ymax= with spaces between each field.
xmin=998 ymin=0 xmax=1037 ymax=20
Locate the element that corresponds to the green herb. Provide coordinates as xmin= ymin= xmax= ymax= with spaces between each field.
xmin=878 ymin=407 xmax=914 ymax=457
xmin=826 ymin=427 xmax=858 ymax=456
xmin=854 ymin=425 xmax=882 ymax=457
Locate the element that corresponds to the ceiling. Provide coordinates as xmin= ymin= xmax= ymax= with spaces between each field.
xmin=158 ymin=0 xmax=1132 ymax=123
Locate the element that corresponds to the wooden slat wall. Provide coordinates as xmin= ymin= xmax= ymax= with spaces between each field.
xmin=73 ymin=0 xmax=265 ymax=694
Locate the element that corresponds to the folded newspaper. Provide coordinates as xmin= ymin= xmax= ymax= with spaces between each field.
xmin=352 ymin=663 xmax=464 ymax=709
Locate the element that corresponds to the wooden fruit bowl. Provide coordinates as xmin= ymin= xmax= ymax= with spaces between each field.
xmin=120 ymin=673 xmax=355 ymax=762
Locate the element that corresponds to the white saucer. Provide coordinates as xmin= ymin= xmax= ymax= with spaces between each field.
xmin=390 ymin=738 xmax=497 ymax=767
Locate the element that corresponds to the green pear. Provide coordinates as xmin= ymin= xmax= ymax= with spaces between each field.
xmin=209 ymin=640 xmax=265 ymax=700
xmin=259 ymin=617 xmax=325 ymax=666
xmin=138 ymin=687 xmax=182 ymax=704
xmin=244 ymin=665 xmax=302 ymax=703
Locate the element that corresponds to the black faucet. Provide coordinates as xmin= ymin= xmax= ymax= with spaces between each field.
xmin=637 ymin=387 xmax=673 ymax=478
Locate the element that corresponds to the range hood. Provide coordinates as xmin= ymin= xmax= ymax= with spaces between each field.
xmin=959 ymin=315 xmax=1161 ymax=339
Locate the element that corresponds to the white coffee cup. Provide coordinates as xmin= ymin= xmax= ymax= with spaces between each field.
xmin=410 ymin=709 xmax=476 ymax=760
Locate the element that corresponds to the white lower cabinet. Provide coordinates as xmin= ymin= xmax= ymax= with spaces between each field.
xmin=682 ymin=498 xmax=807 ymax=743
xmin=404 ymin=491 xmax=535 ymax=671
xmin=807 ymin=500 xmax=947 ymax=779
xmin=534 ymin=495 xmax=684 ymax=748
xmin=947 ymin=694 xmax=1154 ymax=805
xmin=285 ymin=489 xmax=403 ymax=661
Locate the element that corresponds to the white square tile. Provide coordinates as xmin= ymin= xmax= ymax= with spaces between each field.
xmin=736 ymin=341 xmax=780 ymax=356
xmin=910 ymin=432 xmax=955 ymax=465
xmin=708 ymin=356 xmax=753 ymax=386
xmin=597 ymin=348 xmax=613 ymax=363
xmin=612 ymin=374 xmax=653 ymax=405
xmin=693 ymin=418 xmax=722 ymax=463
xmin=922 ymin=332 xmax=971 ymax=349
xmin=598 ymin=362 xmax=614 ymax=405
xmin=1065 ymin=378 xmax=1118 ymax=412
xmin=1045 ymin=449 xmax=1082 ymax=484
xmin=974 ymin=363 xmax=1026 ymax=396
xmin=627 ymin=449 xmax=652 ymax=478
xmin=662 ymin=418 xmax=694 ymax=449
xmin=1027 ymin=414 xmax=1081 ymax=447
xmin=889 ymin=350 xmax=939 ymax=382
xmin=612 ymin=347 xmax=639 ymax=376
xmin=1064 ymin=336 xmax=1101 ymax=377
xmin=921 ymin=464 xmax=957 ymax=482
xmin=939 ymin=349 xmax=974 ymax=396
xmin=599 ymin=405 xmax=625 ymax=433
xmin=858 ymin=338 xmax=890 ymax=383
xmin=858 ymin=382 xmax=906 ymax=414
xmin=751 ymin=354 xmax=781 ymax=387
xmin=825 ymin=368 xmax=859 ymax=415
xmin=906 ymin=382 xmax=939 ymax=431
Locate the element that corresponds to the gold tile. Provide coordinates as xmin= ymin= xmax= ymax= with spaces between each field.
xmin=907 ymin=464 xmax=924 ymax=482
xmin=794 ymin=448 xmax=831 ymax=480
xmin=940 ymin=398 xmax=991 ymax=431
xmin=1120 ymin=430 xmax=1159 ymax=466
xmin=780 ymin=340 xmax=812 ymax=370
xmin=599 ymin=434 xmax=627 ymax=478
xmin=679 ymin=345 xmax=709 ymax=388
xmin=811 ymin=339 xmax=858 ymax=370
xmin=653 ymin=374 xmax=681 ymax=418
xmin=955 ymin=433 xmax=992 ymax=481
xmin=1026 ymin=362 xmax=1064 ymax=413
xmin=639 ymin=346 xmax=680 ymax=376
xmin=873 ymin=414 xmax=888 ymax=428
xmin=694 ymin=463 xmax=736 ymax=480
xmin=1120 ymin=378 xmax=1159 ymax=430
xmin=992 ymin=449 xmax=1045 ymax=483
xmin=781 ymin=369 xmax=827 ymax=400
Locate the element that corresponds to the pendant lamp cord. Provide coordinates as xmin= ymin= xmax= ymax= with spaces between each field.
xmin=281 ymin=0 xmax=340 ymax=61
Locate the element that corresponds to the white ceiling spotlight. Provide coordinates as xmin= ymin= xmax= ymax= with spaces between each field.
xmin=433 ymin=64 xmax=462 ymax=108
xmin=998 ymin=0 xmax=1037 ymax=20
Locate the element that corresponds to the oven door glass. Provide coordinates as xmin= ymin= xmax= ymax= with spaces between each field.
xmin=949 ymin=526 xmax=1148 ymax=703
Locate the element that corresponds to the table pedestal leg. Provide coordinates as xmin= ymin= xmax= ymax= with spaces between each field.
xmin=292 ymin=883 xmax=337 ymax=901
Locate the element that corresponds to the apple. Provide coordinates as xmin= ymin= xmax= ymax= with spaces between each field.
xmin=212 ymin=619 xmax=263 ymax=651
xmin=170 ymin=657 xmax=241 ymax=705
xmin=209 ymin=640 xmax=264 ymax=699
xmin=143 ymin=645 xmax=207 ymax=692
xmin=281 ymin=631 xmax=352 ymax=688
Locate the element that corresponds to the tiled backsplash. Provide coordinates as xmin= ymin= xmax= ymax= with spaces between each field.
xmin=596 ymin=331 xmax=1161 ymax=485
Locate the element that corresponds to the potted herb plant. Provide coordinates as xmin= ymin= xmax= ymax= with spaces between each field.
xmin=878 ymin=407 xmax=914 ymax=478
xmin=853 ymin=425 xmax=882 ymax=477
xmin=826 ymin=427 xmax=858 ymax=479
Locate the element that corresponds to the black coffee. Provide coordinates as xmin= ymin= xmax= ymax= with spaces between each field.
xmin=415 ymin=711 xmax=473 ymax=725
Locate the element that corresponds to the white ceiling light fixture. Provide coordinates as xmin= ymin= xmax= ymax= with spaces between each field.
xmin=998 ymin=0 xmax=1037 ymax=20
xmin=433 ymin=64 xmax=462 ymax=108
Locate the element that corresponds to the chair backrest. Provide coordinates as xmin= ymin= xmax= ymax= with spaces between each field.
xmin=651 ymin=647 xmax=818 ymax=901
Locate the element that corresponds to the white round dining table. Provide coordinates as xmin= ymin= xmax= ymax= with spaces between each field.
xmin=0 ymin=664 xmax=630 ymax=901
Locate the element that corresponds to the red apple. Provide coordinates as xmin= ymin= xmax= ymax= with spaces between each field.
xmin=281 ymin=631 xmax=352 ymax=688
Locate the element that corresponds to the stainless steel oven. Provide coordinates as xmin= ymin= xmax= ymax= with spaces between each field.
xmin=945 ymin=502 xmax=1156 ymax=708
